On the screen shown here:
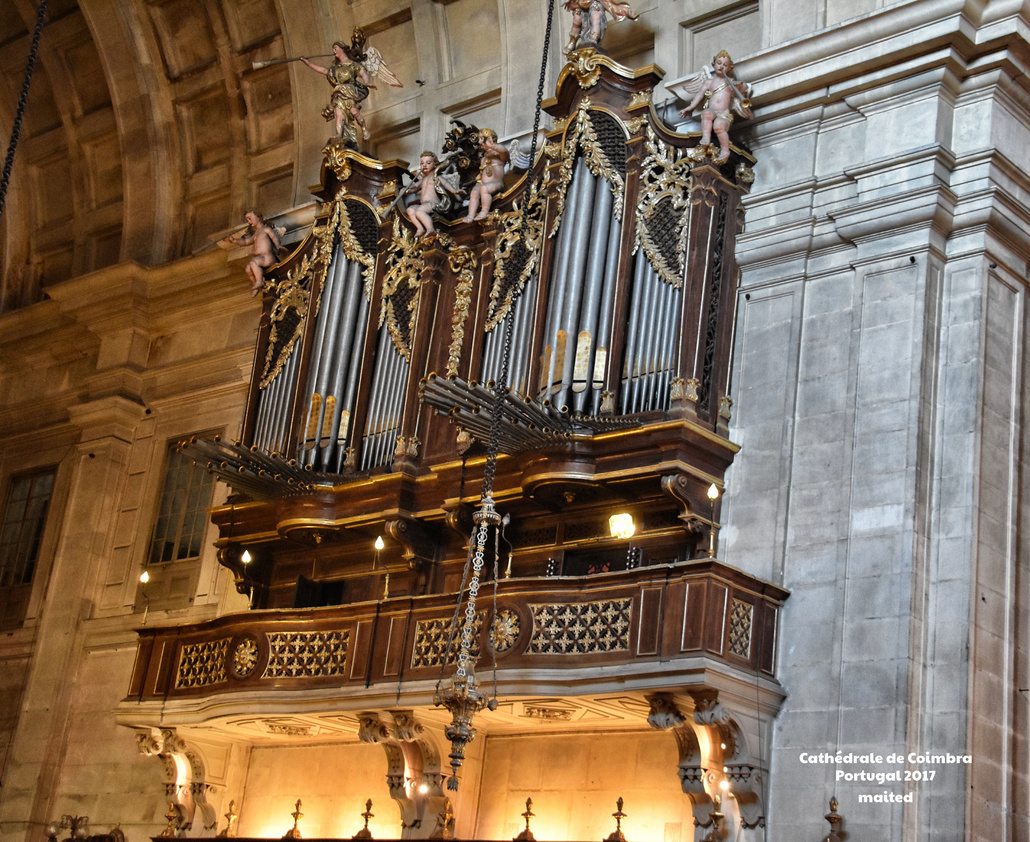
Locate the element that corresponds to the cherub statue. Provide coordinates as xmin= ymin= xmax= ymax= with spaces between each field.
xmin=223 ymin=211 xmax=284 ymax=296
xmin=301 ymin=28 xmax=402 ymax=148
xmin=674 ymin=50 xmax=753 ymax=163
xmin=401 ymin=151 xmax=464 ymax=236
xmin=563 ymin=0 xmax=639 ymax=55
xmin=462 ymin=128 xmax=510 ymax=222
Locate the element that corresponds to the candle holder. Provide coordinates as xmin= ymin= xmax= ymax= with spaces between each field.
xmin=514 ymin=797 xmax=536 ymax=841
xmin=603 ymin=797 xmax=627 ymax=842
xmin=353 ymin=799 xmax=374 ymax=840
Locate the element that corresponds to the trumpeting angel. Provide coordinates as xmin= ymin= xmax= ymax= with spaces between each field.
xmin=669 ymin=50 xmax=753 ymax=163
xmin=301 ymin=28 xmax=403 ymax=148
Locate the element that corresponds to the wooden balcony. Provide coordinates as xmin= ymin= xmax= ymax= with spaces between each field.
xmin=124 ymin=559 xmax=785 ymax=720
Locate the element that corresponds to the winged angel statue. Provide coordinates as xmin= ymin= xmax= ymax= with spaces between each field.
xmin=666 ymin=50 xmax=753 ymax=163
xmin=301 ymin=28 xmax=403 ymax=149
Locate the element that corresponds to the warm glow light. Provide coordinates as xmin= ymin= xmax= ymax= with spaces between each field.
xmin=241 ymin=550 xmax=252 ymax=564
xmin=374 ymin=536 xmax=385 ymax=551
xmin=418 ymin=783 xmax=428 ymax=794
xmin=707 ymin=483 xmax=720 ymax=501
xmin=139 ymin=569 xmax=150 ymax=584
xmin=608 ymin=513 xmax=636 ymax=539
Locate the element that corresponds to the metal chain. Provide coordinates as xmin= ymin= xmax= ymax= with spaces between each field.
xmin=481 ymin=0 xmax=555 ymax=497
xmin=0 ymin=0 xmax=49 ymax=222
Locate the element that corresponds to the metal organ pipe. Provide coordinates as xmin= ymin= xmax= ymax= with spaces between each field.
xmin=300 ymin=248 xmax=348 ymax=464
xmin=620 ymin=253 xmax=648 ymax=414
xmin=591 ymin=218 xmax=623 ymax=414
xmin=569 ymin=175 xmax=613 ymax=413
xmin=319 ymin=259 xmax=365 ymax=469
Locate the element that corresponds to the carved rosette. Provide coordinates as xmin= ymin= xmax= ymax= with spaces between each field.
xmin=229 ymin=635 xmax=259 ymax=679
xmin=489 ymin=609 xmax=521 ymax=654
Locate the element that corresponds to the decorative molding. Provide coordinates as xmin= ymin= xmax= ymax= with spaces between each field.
xmin=528 ymin=599 xmax=632 ymax=654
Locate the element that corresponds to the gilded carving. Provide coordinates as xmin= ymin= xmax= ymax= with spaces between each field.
xmin=445 ymin=246 xmax=478 ymax=376
xmin=633 ymin=125 xmax=693 ymax=289
xmin=322 ymin=141 xmax=352 ymax=182
xmin=175 ymin=639 xmax=230 ymax=688
xmin=550 ymin=99 xmax=627 ymax=238
xmin=567 ymin=47 xmax=603 ymax=88
xmin=262 ymin=630 xmax=349 ymax=678
xmin=380 ymin=218 xmax=427 ymax=361
xmin=627 ymin=88 xmax=653 ymax=109
xmin=528 ymin=599 xmax=632 ymax=654
xmin=486 ymin=184 xmax=546 ymax=330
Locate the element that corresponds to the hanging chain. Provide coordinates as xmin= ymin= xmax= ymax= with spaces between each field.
xmin=437 ymin=0 xmax=556 ymax=700
xmin=0 ymin=0 xmax=49 ymax=222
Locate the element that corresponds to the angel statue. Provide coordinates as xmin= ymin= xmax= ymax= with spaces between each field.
xmin=301 ymin=29 xmax=402 ymax=148
xmin=563 ymin=0 xmax=639 ymax=55
xmin=221 ymin=211 xmax=285 ymax=296
xmin=672 ymin=50 xmax=752 ymax=163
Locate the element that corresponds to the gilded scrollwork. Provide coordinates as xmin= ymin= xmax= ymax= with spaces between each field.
xmin=486 ymin=185 xmax=546 ymax=330
xmin=445 ymin=246 xmax=478 ymax=377
xmin=550 ymin=99 xmax=628 ymax=238
xmin=322 ymin=140 xmax=352 ymax=182
xmin=632 ymin=124 xmax=693 ymax=289
xmin=380 ymin=217 xmax=426 ymax=361
xmin=567 ymin=47 xmax=603 ymax=88
xmin=628 ymin=88 xmax=653 ymax=109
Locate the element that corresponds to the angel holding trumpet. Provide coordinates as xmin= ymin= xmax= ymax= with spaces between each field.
xmin=291 ymin=29 xmax=402 ymax=148
xmin=672 ymin=50 xmax=753 ymax=163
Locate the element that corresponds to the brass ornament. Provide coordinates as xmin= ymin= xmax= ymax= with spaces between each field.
xmin=445 ymin=246 xmax=478 ymax=377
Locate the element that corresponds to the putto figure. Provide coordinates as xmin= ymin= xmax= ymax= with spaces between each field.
xmin=224 ymin=211 xmax=284 ymax=296
xmin=462 ymin=129 xmax=510 ymax=222
xmin=563 ymin=0 xmax=639 ymax=55
xmin=675 ymin=50 xmax=753 ymax=163
xmin=301 ymin=29 xmax=402 ymax=148
xmin=402 ymin=152 xmax=463 ymax=236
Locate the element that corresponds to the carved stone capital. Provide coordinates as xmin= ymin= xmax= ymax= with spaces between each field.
xmin=646 ymin=693 xmax=685 ymax=730
xmin=357 ymin=712 xmax=391 ymax=744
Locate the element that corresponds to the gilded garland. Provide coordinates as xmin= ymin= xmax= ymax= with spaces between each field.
xmin=445 ymin=246 xmax=478 ymax=377
xmin=632 ymin=125 xmax=693 ymax=290
xmin=549 ymin=98 xmax=627 ymax=238
xmin=379 ymin=218 xmax=429 ymax=361
xmin=485 ymin=184 xmax=546 ymax=331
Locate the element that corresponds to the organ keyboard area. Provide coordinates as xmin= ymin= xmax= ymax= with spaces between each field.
xmin=194 ymin=53 xmax=757 ymax=610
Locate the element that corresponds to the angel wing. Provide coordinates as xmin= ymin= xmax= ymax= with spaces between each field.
xmin=362 ymin=46 xmax=403 ymax=88
xmin=507 ymin=139 xmax=532 ymax=171
xmin=665 ymin=65 xmax=714 ymax=104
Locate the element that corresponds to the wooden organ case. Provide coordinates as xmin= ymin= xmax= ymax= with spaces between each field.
xmin=200 ymin=55 xmax=763 ymax=607
xmin=124 ymin=53 xmax=789 ymax=837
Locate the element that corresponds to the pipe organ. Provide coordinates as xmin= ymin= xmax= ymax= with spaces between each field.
xmin=238 ymin=57 xmax=752 ymax=492
xmin=137 ymin=52 xmax=785 ymax=838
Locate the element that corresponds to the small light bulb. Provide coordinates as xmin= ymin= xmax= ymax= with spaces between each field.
xmin=418 ymin=783 xmax=428 ymax=794
xmin=707 ymin=483 xmax=720 ymax=501
xmin=139 ymin=569 xmax=150 ymax=584
xmin=374 ymin=536 xmax=385 ymax=551
xmin=241 ymin=550 xmax=252 ymax=564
